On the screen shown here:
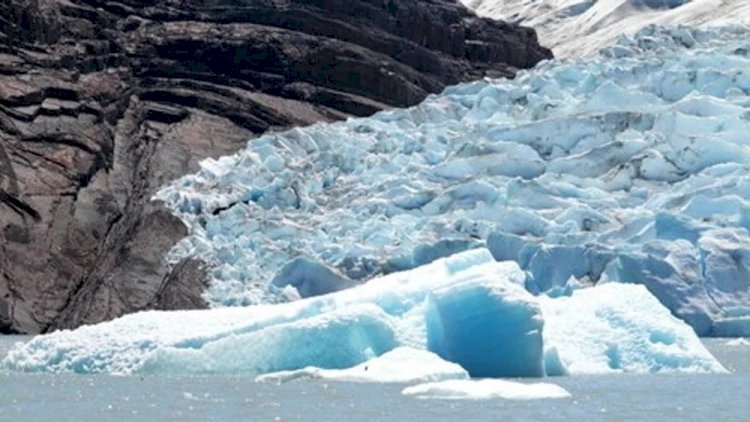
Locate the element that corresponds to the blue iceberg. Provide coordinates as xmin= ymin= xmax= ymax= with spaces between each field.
xmin=2 ymin=250 xmax=725 ymax=376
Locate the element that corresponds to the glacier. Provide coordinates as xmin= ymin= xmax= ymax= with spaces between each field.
xmin=462 ymin=0 xmax=750 ymax=57
xmin=2 ymin=250 xmax=725 ymax=376
xmin=156 ymin=26 xmax=750 ymax=336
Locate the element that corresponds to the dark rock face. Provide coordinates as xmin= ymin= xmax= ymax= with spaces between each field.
xmin=0 ymin=0 xmax=551 ymax=333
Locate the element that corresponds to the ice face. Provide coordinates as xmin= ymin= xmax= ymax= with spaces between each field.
xmin=2 ymin=250 xmax=726 ymax=376
xmin=425 ymin=279 xmax=545 ymax=378
xmin=156 ymin=26 xmax=750 ymax=336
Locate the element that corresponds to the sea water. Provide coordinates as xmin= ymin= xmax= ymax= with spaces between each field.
xmin=1 ymin=336 xmax=748 ymax=422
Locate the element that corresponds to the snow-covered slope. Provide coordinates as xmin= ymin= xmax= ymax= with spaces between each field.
xmin=462 ymin=0 xmax=750 ymax=57
xmin=156 ymin=26 xmax=750 ymax=336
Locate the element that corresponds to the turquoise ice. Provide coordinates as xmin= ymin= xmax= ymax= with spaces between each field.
xmin=2 ymin=250 xmax=725 ymax=376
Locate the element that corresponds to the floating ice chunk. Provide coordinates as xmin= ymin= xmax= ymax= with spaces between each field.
xmin=255 ymin=347 xmax=469 ymax=384
xmin=402 ymin=379 xmax=571 ymax=400
xmin=539 ymin=283 xmax=728 ymax=375
xmin=724 ymin=338 xmax=750 ymax=347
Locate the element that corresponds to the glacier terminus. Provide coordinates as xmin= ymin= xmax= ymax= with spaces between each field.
xmin=156 ymin=26 xmax=750 ymax=338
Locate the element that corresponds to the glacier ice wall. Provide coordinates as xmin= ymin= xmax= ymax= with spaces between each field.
xmin=2 ymin=250 xmax=725 ymax=375
xmin=156 ymin=26 xmax=750 ymax=336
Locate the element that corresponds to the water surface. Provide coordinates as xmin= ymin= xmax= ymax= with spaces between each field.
xmin=1 ymin=337 xmax=748 ymax=421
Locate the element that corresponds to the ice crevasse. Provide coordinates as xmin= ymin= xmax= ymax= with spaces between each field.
xmin=153 ymin=26 xmax=750 ymax=336
xmin=2 ymin=249 xmax=726 ymax=376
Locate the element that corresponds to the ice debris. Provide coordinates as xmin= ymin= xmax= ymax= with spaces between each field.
xmin=401 ymin=379 xmax=572 ymax=400
xmin=724 ymin=338 xmax=750 ymax=347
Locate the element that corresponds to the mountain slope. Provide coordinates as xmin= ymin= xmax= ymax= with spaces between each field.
xmin=462 ymin=0 xmax=750 ymax=57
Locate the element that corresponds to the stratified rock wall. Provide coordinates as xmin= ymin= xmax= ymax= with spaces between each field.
xmin=0 ymin=0 xmax=551 ymax=333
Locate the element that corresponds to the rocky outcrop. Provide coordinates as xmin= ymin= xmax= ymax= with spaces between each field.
xmin=0 ymin=0 xmax=551 ymax=334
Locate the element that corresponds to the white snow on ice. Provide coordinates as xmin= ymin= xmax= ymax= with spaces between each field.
xmin=1 ymin=250 xmax=726 ymax=376
xmin=155 ymin=26 xmax=750 ymax=336
xmin=402 ymin=379 xmax=571 ymax=400
xmin=462 ymin=0 xmax=750 ymax=57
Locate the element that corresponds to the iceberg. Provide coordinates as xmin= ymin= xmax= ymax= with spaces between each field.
xmin=155 ymin=26 xmax=750 ymax=336
xmin=539 ymin=283 xmax=725 ymax=375
xmin=402 ymin=379 xmax=571 ymax=400
xmin=255 ymin=347 xmax=469 ymax=384
xmin=2 ymin=250 xmax=726 ymax=376
xmin=724 ymin=338 xmax=750 ymax=347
